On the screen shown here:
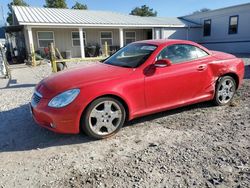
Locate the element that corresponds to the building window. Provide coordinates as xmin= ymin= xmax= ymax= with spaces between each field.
xmin=125 ymin=31 xmax=136 ymax=45
xmin=72 ymin=31 xmax=86 ymax=47
xmin=100 ymin=31 xmax=113 ymax=46
xmin=37 ymin=31 xmax=54 ymax=48
xmin=203 ymin=19 xmax=211 ymax=36
xmin=229 ymin=15 xmax=239 ymax=34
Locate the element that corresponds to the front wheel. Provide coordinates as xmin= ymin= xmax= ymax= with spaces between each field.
xmin=81 ymin=97 xmax=126 ymax=139
xmin=213 ymin=76 xmax=236 ymax=106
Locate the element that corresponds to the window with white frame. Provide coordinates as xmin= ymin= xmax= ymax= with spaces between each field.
xmin=100 ymin=31 xmax=113 ymax=46
xmin=37 ymin=31 xmax=54 ymax=48
xmin=72 ymin=31 xmax=86 ymax=47
xmin=125 ymin=31 xmax=136 ymax=45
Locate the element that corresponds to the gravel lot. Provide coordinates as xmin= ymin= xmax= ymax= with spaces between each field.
xmin=0 ymin=56 xmax=249 ymax=188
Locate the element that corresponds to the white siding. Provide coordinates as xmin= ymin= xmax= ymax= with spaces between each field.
xmin=203 ymin=42 xmax=250 ymax=53
xmin=162 ymin=28 xmax=187 ymax=40
xmin=188 ymin=28 xmax=202 ymax=41
xmin=153 ymin=27 xmax=201 ymax=42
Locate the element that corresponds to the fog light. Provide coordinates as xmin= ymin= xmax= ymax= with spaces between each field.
xmin=50 ymin=123 xmax=56 ymax=128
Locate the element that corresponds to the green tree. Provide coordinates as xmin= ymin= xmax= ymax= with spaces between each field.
xmin=7 ymin=0 xmax=29 ymax=25
xmin=130 ymin=5 xmax=157 ymax=17
xmin=72 ymin=1 xmax=88 ymax=10
xmin=44 ymin=0 xmax=67 ymax=8
xmin=193 ymin=8 xmax=211 ymax=14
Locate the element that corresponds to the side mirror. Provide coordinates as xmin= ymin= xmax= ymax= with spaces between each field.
xmin=154 ymin=59 xmax=172 ymax=68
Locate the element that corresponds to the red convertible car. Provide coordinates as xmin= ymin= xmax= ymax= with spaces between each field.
xmin=30 ymin=40 xmax=244 ymax=139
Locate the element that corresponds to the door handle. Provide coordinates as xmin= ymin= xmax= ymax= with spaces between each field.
xmin=197 ymin=64 xmax=207 ymax=71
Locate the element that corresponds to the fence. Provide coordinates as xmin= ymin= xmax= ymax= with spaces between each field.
xmin=49 ymin=42 xmax=109 ymax=73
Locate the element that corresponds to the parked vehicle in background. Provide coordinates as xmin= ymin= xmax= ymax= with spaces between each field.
xmin=30 ymin=40 xmax=245 ymax=139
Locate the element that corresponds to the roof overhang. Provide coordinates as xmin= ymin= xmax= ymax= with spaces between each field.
xmin=12 ymin=6 xmax=202 ymax=29
xmin=19 ymin=22 xmax=201 ymax=28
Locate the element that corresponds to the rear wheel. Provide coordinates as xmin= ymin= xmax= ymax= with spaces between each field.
xmin=81 ymin=97 xmax=126 ymax=139
xmin=213 ymin=76 xmax=236 ymax=106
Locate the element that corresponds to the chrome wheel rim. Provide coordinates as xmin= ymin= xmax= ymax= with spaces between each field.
xmin=89 ymin=100 xmax=122 ymax=135
xmin=217 ymin=79 xmax=235 ymax=104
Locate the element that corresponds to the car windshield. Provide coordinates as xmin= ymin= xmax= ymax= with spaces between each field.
xmin=103 ymin=43 xmax=157 ymax=68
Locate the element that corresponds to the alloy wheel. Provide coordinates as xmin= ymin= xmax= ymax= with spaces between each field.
xmin=217 ymin=78 xmax=236 ymax=104
xmin=88 ymin=100 xmax=122 ymax=136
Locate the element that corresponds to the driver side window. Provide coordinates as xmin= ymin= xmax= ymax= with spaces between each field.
xmin=157 ymin=44 xmax=208 ymax=64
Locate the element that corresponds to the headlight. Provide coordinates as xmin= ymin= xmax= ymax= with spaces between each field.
xmin=48 ymin=89 xmax=80 ymax=108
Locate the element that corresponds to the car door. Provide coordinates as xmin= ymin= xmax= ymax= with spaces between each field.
xmin=144 ymin=44 xmax=212 ymax=110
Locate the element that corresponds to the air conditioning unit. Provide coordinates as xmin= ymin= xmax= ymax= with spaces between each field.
xmin=65 ymin=50 xmax=72 ymax=59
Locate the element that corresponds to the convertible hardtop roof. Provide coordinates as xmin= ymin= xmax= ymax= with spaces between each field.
xmin=135 ymin=39 xmax=198 ymax=46
xmin=135 ymin=39 xmax=211 ymax=54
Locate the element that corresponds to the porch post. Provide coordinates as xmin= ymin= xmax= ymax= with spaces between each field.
xmin=27 ymin=26 xmax=36 ymax=66
xmin=161 ymin=28 xmax=165 ymax=39
xmin=119 ymin=28 xmax=124 ymax=48
xmin=79 ymin=28 xmax=85 ymax=58
xmin=152 ymin=28 xmax=155 ymax=39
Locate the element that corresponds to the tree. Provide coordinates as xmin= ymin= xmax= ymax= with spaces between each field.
xmin=44 ymin=0 xmax=67 ymax=8
xmin=7 ymin=0 xmax=29 ymax=25
xmin=72 ymin=1 xmax=88 ymax=10
xmin=193 ymin=8 xmax=211 ymax=14
xmin=130 ymin=5 xmax=157 ymax=17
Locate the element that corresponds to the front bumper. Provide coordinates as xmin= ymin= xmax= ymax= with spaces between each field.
xmin=30 ymin=97 xmax=82 ymax=134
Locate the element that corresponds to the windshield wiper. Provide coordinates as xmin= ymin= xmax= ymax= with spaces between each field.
xmin=119 ymin=65 xmax=133 ymax=68
xmin=104 ymin=61 xmax=133 ymax=68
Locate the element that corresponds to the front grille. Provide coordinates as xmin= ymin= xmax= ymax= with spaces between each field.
xmin=31 ymin=91 xmax=42 ymax=107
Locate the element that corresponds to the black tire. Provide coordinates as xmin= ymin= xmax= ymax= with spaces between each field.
xmin=56 ymin=62 xmax=65 ymax=71
xmin=81 ymin=97 xmax=126 ymax=139
xmin=213 ymin=76 xmax=236 ymax=106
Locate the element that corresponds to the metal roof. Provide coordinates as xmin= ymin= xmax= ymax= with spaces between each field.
xmin=12 ymin=6 xmax=200 ymax=28
xmin=183 ymin=2 xmax=250 ymax=17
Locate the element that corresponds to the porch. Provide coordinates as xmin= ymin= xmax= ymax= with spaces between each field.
xmin=25 ymin=27 xmax=153 ymax=59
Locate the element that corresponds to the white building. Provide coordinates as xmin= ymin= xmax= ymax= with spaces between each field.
xmin=154 ymin=3 xmax=250 ymax=53
xmin=181 ymin=3 xmax=250 ymax=53
xmin=9 ymin=6 xmax=199 ymax=59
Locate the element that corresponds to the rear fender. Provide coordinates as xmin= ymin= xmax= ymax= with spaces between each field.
xmin=209 ymin=58 xmax=243 ymax=89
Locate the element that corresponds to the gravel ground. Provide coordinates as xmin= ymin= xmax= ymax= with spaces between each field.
xmin=0 ymin=57 xmax=249 ymax=188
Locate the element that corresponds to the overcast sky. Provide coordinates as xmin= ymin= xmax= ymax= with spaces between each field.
xmin=1 ymin=0 xmax=250 ymax=25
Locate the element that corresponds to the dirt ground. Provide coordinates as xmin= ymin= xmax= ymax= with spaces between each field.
xmin=0 ymin=56 xmax=249 ymax=188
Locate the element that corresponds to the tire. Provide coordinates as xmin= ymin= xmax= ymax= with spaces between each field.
xmin=56 ymin=62 xmax=65 ymax=71
xmin=81 ymin=97 xmax=126 ymax=139
xmin=213 ymin=76 xmax=236 ymax=106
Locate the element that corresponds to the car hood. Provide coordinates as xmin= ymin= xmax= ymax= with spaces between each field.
xmin=37 ymin=63 xmax=133 ymax=98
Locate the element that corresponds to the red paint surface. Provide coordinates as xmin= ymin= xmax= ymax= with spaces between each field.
xmin=31 ymin=40 xmax=245 ymax=134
